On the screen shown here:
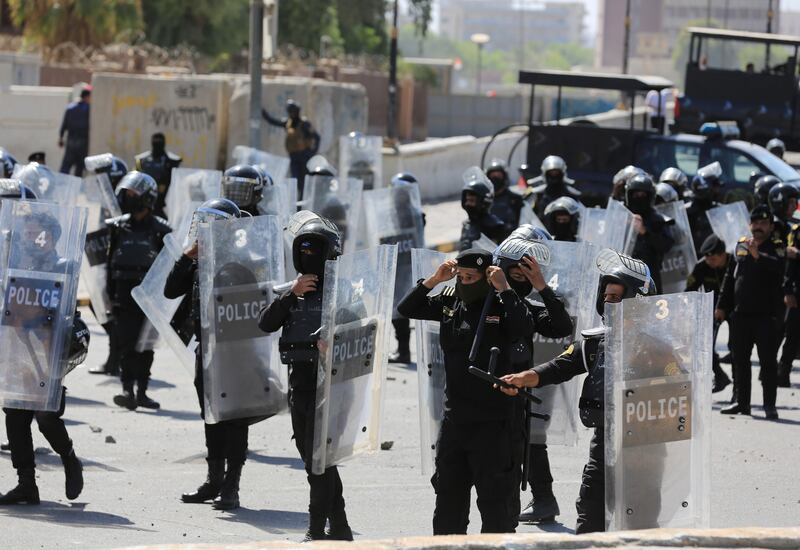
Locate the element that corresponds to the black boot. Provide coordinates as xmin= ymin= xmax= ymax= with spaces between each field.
xmin=712 ymin=372 xmax=731 ymax=393
xmin=387 ymin=350 xmax=411 ymax=364
xmin=61 ymin=449 xmax=84 ymax=500
xmin=212 ymin=462 xmax=242 ymax=510
xmin=136 ymin=380 xmax=160 ymax=410
xmin=113 ymin=382 xmax=137 ymax=411
xmin=777 ymin=362 xmax=792 ymax=388
xmin=720 ymin=402 xmax=751 ymax=415
xmin=328 ymin=504 xmax=354 ymax=540
xmin=519 ymin=487 xmax=560 ymax=523
xmin=302 ymin=512 xmax=327 ymax=542
xmin=182 ymin=459 xmax=225 ymax=503
xmin=0 ymin=468 xmax=40 ymax=505
xmin=0 ymin=441 xmax=9 ymax=451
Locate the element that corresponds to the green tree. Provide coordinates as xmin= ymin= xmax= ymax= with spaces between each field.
xmin=9 ymin=0 xmax=142 ymax=49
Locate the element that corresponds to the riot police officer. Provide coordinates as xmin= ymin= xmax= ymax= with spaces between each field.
xmin=459 ymin=176 xmax=507 ymax=251
xmin=658 ymin=167 xmax=689 ymax=201
xmin=767 ymin=137 xmax=786 ymax=159
xmin=0 ymin=147 xmax=18 ymax=178
xmin=135 ymin=132 xmax=182 ymax=219
xmin=686 ymin=173 xmax=720 ymax=256
xmin=164 ymin=198 xmax=255 ymax=511
xmin=485 ymin=159 xmax=524 ymax=232
xmin=654 ymin=182 xmax=680 ymax=205
xmin=754 ymin=175 xmax=781 ymax=207
xmin=768 ymin=182 xmax=798 ymax=242
xmin=611 ymin=165 xmax=644 ymax=202
xmin=526 ymin=156 xmax=581 ymax=218
xmin=107 ymin=171 xmax=172 ymax=410
xmin=398 ymin=248 xmax=537 ymax=535
xmin=718 ymin=205 xmax=785 ymax=420
xmin=258 ymin=213 xmax=353 ymax=541
xmin=542 ymin=196 xmax=581 ymax=242
xmin=499 ymin=251 xmax=656 ymax=534
xmin=624 ymin=173 xmax=674 ymax=292
xmin=220 ymin=164 xmax=269 ymax=216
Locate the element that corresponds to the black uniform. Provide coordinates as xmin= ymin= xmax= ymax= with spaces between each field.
xmin=459 ymin=213 xmax=508 ymax=252
xmin=106 ymin=214 xmax=171 ymax=394
xmin=629 ymin=209 xmax=674 ymax=293
xmin=686 ymin=200 xmax=718 ymax=256
xmin=718 ymin=236 xmax=785 ymax=411
xmin=490 ymin=189 xmax=524 ymax=235
xmin=135 ymin=150 xmax=182 ymax=219
xmin=779 ymin=223 xmax=800 ymax=384
xmin=58 ymin=99 xmax=90 ymax=176
xmin=397 ymin=281 xmax=536 ymax=534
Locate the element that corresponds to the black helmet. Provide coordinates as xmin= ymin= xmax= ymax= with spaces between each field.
xmin=288 ymin=210 xmax=342 ymax=275
xmin=187 ymin=198 xmax=243 ymax=244
xmin=543 ymin=196 xmax=581 ymax=238
xmin=461 ymin=167 xmax=494 ymax=214
xmin=493 ymin=237 xmax=551 ymax=297
xmin=0 ymin=147 xmax=18 ymax=178
xmin=595 ymin=248 xmax=656 ymax=316
xmin=654 ymin=182 xmax=679 ymax=205
xmin=66 ymin=311 xmax=90 ymax=374
xmin=754 ymin=175 xmax=782 ymax=206
xmin=767 ymin=182 xmax=799 ymax=220
xmin=624 ymin=173 xmax=656 ymax=213
xmin=612 ymin=165 xmax=644 ymax=200
xmin=659 ymin=167 xmax=688 ymax=193
xmin=14 ymin=162 xmax=57 ymax=196
xmin=222 ymin=164 xmax=269 ymax=208
xmin=116 ymin=171 xmax=158 ymax=213
xmin=84 ymin=153 xmax=129 ymax=188
xmin=508 ymin=224 xmax=553 ymax=242
xmin=0 ymin=179 xmax=38 ymax=200
xmin=391 ymin=172 xmax=418 ymax=187
xmin=690 ymin=173 xmax=715 ymax=202
xmin=767 ymin=138 xmax=786 ymax=158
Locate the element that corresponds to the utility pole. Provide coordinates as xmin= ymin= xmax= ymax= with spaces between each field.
xmin=766 ymin=0 xmax=774 ymax=68
xmin=622 ymin=0 xmax=631 ymax=74
xmin=248 ymin=0 xmax=264 ymax=149
xmin=706 ymin=0 xmax=712 ymax=27
xmin=387 ymin=0 xmax=399 ymax=142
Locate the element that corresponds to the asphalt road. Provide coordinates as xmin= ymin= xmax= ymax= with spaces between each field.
xmin=0 ymin=199 xmax=798 ymax=548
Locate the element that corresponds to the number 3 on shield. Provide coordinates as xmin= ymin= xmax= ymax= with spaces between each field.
xmin=598 ymin=220 xmax=606 ymax=234
xmin=655 ymin=299 xmax=669 ymax=320
xmin=35 ymin=231 xmax=47 ymax=248
xmin=234 ymin=229 xmax=247 ymax=248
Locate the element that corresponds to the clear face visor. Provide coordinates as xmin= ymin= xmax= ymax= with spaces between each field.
xmin=222 ymin=176 xmax=257 ymax=207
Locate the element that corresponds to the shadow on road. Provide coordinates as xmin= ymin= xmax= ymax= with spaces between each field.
xmin=217 ymin=506 xmax=307 ymax=534
xmin=0 ymin=452 xmax=124 ymax=472
xmin=0 ymin=501 xmax=148 ymax=530
xmin=246 ymin=452 xmax=305 ymax=470
xmin=525 ymin=521 xmax=573 ymax=534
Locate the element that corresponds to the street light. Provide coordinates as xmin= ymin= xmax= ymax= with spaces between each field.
xmin=471 ymin=33 xmax=490 ymax=95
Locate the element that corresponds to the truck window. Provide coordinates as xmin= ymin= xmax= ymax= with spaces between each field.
xmin=636 ymin=139 xmax=700 ymax=177
xmin=674 ymin=143 xmax=700 ymax=175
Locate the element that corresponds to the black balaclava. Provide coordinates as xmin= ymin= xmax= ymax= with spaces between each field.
xmin=298 ymin=239 xmax=327 ymax=278
xmin=151 ymin=133 xmax=166 ymax=157
xmin=487 ymin=170 xmax=507 ymax=194
xmin=626 ymin=191 xmax=652 ymax=216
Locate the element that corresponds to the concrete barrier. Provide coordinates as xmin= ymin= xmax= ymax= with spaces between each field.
xmin=0 ymin=84 xmax=72 ymax=165
xmin=123 ymin=527 xmax=800 ymax=549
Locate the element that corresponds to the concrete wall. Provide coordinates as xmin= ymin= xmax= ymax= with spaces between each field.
xmin=0 ymin=52 xmax=41 ymax=87
xmin=90 ymin=73 xmax=233 ymax=169
xmin=0 ymin=85 xmax=72 ymax=165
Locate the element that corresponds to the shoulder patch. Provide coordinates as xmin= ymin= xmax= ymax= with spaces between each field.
xmin=442 ymin=286 xmax=455 ymax=297
xmin=738 ymin=236 xmax=748 ymax=243
xmin=560 ymin=344 xmax=575 ymax=357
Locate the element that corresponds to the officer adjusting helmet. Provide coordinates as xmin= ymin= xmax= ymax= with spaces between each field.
xmin=540 ymin=155 xmax=568 ymax=188
xmin=624 ymin=173 xmax=656 ymax=215
xmin=288 ymin=210 xmax=342 ymax=277
xmin=654 ymin=182 xmax=679 ymax=205
xmin=594 ymin=248 xmax=656 ymax=317
xmin=767 ymin=182 xmax=799 ymax=220
xmin=754 ymin=175 xmax=781 ymax=206
xmin=543 ymin=196 xmax=581 ymax=239
xmin=187 ymin=198 xmax=242 ymax=245
xmin=116 ymin=171 xmax=158 ymax=214
xmin=461 ymin=167 xmax=494 ymax=217
xmin=84 ymin=153 xmax=129 ymax=188
xmin=767 ymin=137 xmax=786 ymax=159
xmin=493 ymin=237 xmax=551 ymax=297
xmin=658 ymin=167 xmax=688 ymax=196
xmin=222 ymin=164 xmax=269 ymax=208
xmin=0 ymin=147 xmax=18 ymax=178
xmin=391 ymin=172 xmax=418 ymax=187
xmin=13 ymin=162 xmax=57 ymax=197
xmin=66 ymin=311 xmax=90 ymax=375
xmin=485 ymin=158 xmax=509 ymax=193
xmin=507 ymin=224 xmax=553 ymax=242
xmin=0 ymin=179 xmax=38 ymax=201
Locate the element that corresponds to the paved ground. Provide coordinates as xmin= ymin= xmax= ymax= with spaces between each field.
xmin=0 ymin=198 xmax=798 ymax=548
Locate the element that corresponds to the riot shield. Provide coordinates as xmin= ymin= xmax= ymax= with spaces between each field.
xmin=578 ymin=207 xmax=607 ymax=245
xmin=305 ymin=175 xmax=364 ymax=254
xmin=164 ymin=168 xmax=222 ymax=227
xmin=339 ymin=134 xmax=383 ymax=190
xmin=312 ymin=244 xmax=398 ymax=475
xmin=604 ymin=291 xmax=712 ymax=530
xmin=412 ymin=248 xmax=449 ymax=474
xmin=362 ymin=185 xmax=425 ymax=318
xmin=231 ymin=145 xmax=291 ymax=182
xmin=474 ymin=233 xmax=499 ymax=253
xmin=198 ymin=214 xmax=286 ymax=424
xmin=0 ymin=201 xmax=88 ymax=411
xmin=603 ymin=199 xmax=636 ymax=255
xmin=529 ymin=240 xmax=598 ymax=446
xmin=76 ymin=173 xmax=121 ymax=325
xmin=656 ymin=202 xmax=697 ymax=294
xmin=706 ymin=201 xmax=751 ymax=254
xmin=13 ymin=163 xmax=81 ymax=207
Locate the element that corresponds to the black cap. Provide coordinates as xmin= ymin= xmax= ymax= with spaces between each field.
xmin=750 ymin=204 xmax=772 ymax=221
xmin=456 ymin=248 xmax=492 ymax=270
xmin=700 ymin=234 xmax=725 ymax=256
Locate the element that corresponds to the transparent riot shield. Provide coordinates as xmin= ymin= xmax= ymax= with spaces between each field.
xmin=604 ymin=291 xmax=712 ymax=531
xmin=0 ymin=201 xmax=88 ymax=411
xmin=474 ymin=233 xmax=499 ymax=253
xmin=411 ymin=248 xmax=449 ymax=474
xmin=13 ymin=163 xmax=81 ymax=207
xmin=339 ymin=134 xmax=383 ymax=190
xmin=76 ymin=173 xmax=121 ymax=325
xmin=578 ymin=207 xmax=607 ymax=245
xmin=519 ymin=200 xmax=548 ymax=230
xmin=706 ymin=201 xmax=751 ymax=254
xmin=198 ymin=214 xmax=286 ymax=424
xmin=231 ymin=145 xmax=291 ymax=182
xmin=603 ymin=199 xmax=636 ymax=255
xmin=164 ymin=168 xmax=222 ymax=227
xmin=131 ymin=232 xmax=196 ymax=373
xmin=363 ymin=185 xmax=425 ymax=318
xmin=529 ymin=240 xmax=598 ymax=446
xmin=656 ymin=202 xmax=697 ymax=294
xmin=312 ymin=244 xmax=398 ymax=475
xmin=305 ymin=175 xmax=364 ymax=254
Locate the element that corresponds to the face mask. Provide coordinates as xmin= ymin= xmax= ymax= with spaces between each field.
xmin=489 ymin=176 xmax=506 ymax=193
xmin=151 ymin=138 xmax=166 ymax=156
xmin=509 ymin=276 xmax=532 ymax=298
xmin=545 ymin=174 xmax=563 ymax=188
xmin=299 ymin=253 xmax=326 ymax=278
xmin=120 ymin=193 xmax=145 ymax=215
xmin=455 ymin=278 xmax=490 ymax=304
xmin=552 ymin=222 xmax=573 ymax=240
xmin=627 ymin=196 xmax=651 ymax=215
xmin=464 ymin=205 xmax=483 ymax=222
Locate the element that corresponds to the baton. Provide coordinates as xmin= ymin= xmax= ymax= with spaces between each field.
xmin=468 ymin=348 xmax=543 ymax=405
xmin=468 ymin=290 xmax=496 ymax=364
